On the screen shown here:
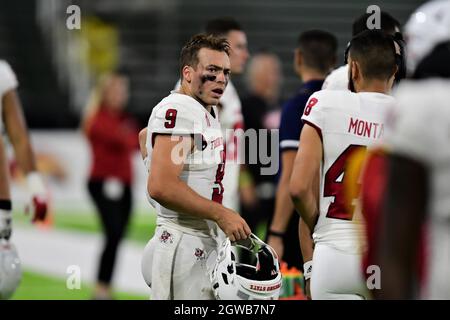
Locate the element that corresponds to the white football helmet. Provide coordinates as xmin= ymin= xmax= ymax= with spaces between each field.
xmin=0 ymin=240 xmax=22 ymax=300
xmin=405 ymin=0 xmax=450 ymax=74
xmin=208 ymin=234 xmax=282 ymax=300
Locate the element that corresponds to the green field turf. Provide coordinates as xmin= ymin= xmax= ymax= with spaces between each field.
xmin=11 ymin=209 xmax=267 ymax=300
xmin=11 ymin=270 xmax=147 ymax=300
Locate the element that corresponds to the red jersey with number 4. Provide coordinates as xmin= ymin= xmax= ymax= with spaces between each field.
xmin=301 ymin=90 xmax=395 ymax=253
xmin=145 ymin=91 xmax=225 ymax=235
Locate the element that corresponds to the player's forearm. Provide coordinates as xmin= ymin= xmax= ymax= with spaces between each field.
xmin=290 ymin=189 xmax=317 ymax=231
xmin=2 ymin=91 xmax=38 ymax=173
xmin=270 ymin=174 xmax=295 ymax=232
xmin=0 ymin=138 xmax=11 ymax=199
xmin=299 ymin=219 xmax=314 ymax=262
xmin=11 ymin=136 xmax=37 ymax=174
xmin=148 ymin=178 xmax=223 ymax=223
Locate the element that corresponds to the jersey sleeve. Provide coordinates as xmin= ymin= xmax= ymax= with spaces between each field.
xmin=301 ymin=91 xmax=326 ymax=139
xmin=148 ymin=103 xmax=202 ymax=136
xmin=0 ymin=61 xmax=18 ymax=97
xmin=384 ymin=99 xmax=447 ymax=166
xmin=279 ymin=100 xmax=302 ymax=151
xmin=322 ymin=65 xmax=349 ymax=91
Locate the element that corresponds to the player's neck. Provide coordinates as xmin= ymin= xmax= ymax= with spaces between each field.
xmin=300 ymin=70 xmax=326 ymax=83
xmin=179 ymin=82 xmax=212 ymax=112
xmin=356 ymin=80 xmax=391 ymax=94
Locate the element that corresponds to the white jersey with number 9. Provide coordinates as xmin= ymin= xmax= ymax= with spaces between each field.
xmin=146 ymin=91 xmax=225 ymax=237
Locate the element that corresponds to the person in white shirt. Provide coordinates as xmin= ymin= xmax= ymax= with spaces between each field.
xmin=289 ymin=30 xmax=398 ymax=299
xmin=0 ymin=60 xmax=48 ymax=240
xmin=171 ymin=18 xmax=250 ymax=213
xmin=140 ymin=34 xmax=251 ymax=300
xmin=0 ymin=60 xmax=49 ymax=299
xmin=322 ymin=11 xmax=401 ymax=91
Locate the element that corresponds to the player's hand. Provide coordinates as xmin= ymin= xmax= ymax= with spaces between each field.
xmin=25 ymin=172 xmax=49 ymax=223
xmin=267 ymin=235 xmax=284 ymax=260
xmin=216 ymin=208 xmax=251 ymax=242
xmin=0 ymin=210 xmax=12 ymax=240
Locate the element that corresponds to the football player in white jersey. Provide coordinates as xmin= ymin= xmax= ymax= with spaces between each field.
xmin=0 ymin=60 xmax=49 ymax=298
xmin=0 ymin=60 xmax=49 ymax=237
xmin=289 ymin=30 xmax=398 ymax=299
xmin=375 ymin=0 xmax=450 ymax=299
xmin=140 ymin=34 xmax=251 ymax=300
xmin=170 ymin=18 xmax=249 ymax=213
xmin=322 ymin=11 xmax=401 ymax=91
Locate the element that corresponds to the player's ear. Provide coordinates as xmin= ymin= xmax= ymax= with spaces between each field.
xmin=294 ymin=48 xmax=302 ymax=75
xmin=182 ymin=65 xmax=192 ymax=83
xmin=294 ymin=48 xmax=302 ymax=67
xmin=351 ymin=61 xmax=360 ymax=81
xmin=392 ymin=64 xmax=399 ymax=80
xmin=388 ymin=64 xmax=399 ymax=88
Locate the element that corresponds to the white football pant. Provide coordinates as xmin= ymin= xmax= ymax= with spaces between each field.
xmin=311 ymin=243 xmax=370 ymax=300
xmin=141 ymin=224 xmax=217 ymax=300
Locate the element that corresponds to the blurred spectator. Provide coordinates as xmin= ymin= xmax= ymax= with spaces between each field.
xmin=82 ymin=72 xmax=139 ymax=300
xmin=240 ymin=51 xmax=283 ymax=262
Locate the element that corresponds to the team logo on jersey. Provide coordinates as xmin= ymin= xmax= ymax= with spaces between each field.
xmin=194 ymin=248 xmax=206 ymax=261
xmin=159 ymin=230 xmax=174 ymax=244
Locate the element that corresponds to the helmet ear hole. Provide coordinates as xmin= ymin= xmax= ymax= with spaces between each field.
xmin=256 ymin=247 xmax=277 ymax=280
xmin=221 ymin=273 xmax=229 ymax=285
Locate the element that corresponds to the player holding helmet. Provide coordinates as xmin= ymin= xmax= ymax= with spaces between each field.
xmin=140 ymin=34 xmax=251 ymax=300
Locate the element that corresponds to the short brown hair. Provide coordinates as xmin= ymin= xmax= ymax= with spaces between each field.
xmin=179 ymin=33 xmax=230 ymax=79
xmin=349 ymin=30 xmax=397 ymax=81
xmin=297 ymin=30 xmax=337 ymax=74
xmin=205 ymin=17 xmax=242 ymax=36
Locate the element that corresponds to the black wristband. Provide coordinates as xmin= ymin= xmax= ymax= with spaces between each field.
xmin=0 ymin=199 xmax=12 ymax=211
xmin=268 ymin=229 xmax=284 ymax=238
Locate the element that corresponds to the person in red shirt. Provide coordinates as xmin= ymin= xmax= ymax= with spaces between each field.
xmin=82 ymin=72 xmax=139 ymax=299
